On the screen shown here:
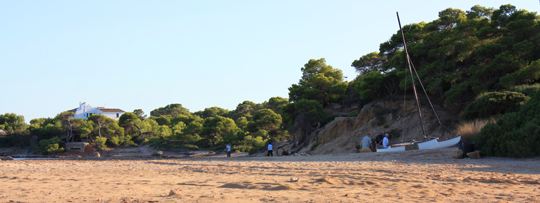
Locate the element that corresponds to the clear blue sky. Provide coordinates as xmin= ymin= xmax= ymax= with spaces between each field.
xmin=1 ymin=1 xmax=539 ymax=121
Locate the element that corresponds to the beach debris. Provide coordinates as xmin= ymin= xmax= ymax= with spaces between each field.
xmin=314 ymin=176 xmax=336 ymax=184
xmin=454 ymin=149 xmax=465 ymax=159
xmin=168 ymin=190 xmax=177 ymax=196
xmin=0 ymin=156 xmax=14 ymax=160
xmin=288 ymin=177 xmax=300 ymax=182
xmin=466 ymin=151 xmax=481 ymax=159
xmin=153 ymin=151 xmax=164 ymax=157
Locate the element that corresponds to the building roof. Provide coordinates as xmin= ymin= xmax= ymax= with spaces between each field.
xmin=97 ymin=107 xmax=125 ymax=113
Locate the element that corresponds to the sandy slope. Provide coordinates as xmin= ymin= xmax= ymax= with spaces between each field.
xmin=1 ymin=149 xmax=539 ymax=202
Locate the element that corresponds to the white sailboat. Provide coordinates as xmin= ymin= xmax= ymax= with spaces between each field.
xmin=376 ymin=12 xmax=461 ymax=153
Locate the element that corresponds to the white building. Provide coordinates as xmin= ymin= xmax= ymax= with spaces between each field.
xmin=73 ymin=102 xmax=125 ymax=120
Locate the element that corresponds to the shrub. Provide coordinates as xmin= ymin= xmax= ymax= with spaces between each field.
xmin=38 ymin=137 xmax=64 ymax=154
xmin=108 ymin=136 xmax=122 ymax=147
xmin=0 ymin=134 xmax=31 ymax=147
xmin=476 ymin=92 xmax=540 ymax=157
xmin=500 ymin=59 xmax=540 ymax=88
xmin=94 ymin=136 xmax=108 ymax=151
xmin=235 ymin=135 xmax=267 ymax=154
xmin=463 ymin=91 xmax=529 ymax=119
xmin=122 ymin=135 xmax=136 ymax=146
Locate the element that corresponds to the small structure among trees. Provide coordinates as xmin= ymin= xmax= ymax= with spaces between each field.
xmin=73 ymin=102 xmax=125 ymax=120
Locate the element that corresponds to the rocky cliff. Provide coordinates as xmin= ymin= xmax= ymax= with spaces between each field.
xmin=289 ymin=99 xmax=458 ymax=154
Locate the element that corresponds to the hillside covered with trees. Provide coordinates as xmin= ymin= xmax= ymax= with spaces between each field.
xmin=1 ymin=4 xmax=539 ymax=157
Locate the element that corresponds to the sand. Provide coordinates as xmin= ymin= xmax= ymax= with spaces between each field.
xmin=1 ymin=149 xmax=539 ymax=202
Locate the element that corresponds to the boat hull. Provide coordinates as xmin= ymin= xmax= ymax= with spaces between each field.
xmin=418 ymin=136 xmax=461 ymax=150
xmin=376 ymin=146 xmax=406 ymax=153
xmin=375 ymin=136 xmax=461 ymax=153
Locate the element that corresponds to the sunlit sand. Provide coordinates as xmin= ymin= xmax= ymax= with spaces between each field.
xmin=1 ymin=149 xmax=539 ymax=202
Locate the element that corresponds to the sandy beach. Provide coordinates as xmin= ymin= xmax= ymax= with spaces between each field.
xmin=1 ymin=149 xmax=539 ymax=203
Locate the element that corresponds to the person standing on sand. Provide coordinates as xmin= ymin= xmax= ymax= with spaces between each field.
xmin=226 ymin=144 xmax=232 ymax=158
xmin=382 ymin=134 xmax=390 ymax=149
xmin=267 ymin=142 xmax=273 ymax=157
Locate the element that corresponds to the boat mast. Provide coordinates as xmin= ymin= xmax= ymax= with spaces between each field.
xmin=396 ymin=12 xmax=427 ymax=139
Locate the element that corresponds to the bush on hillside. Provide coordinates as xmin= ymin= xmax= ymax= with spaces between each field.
xmin=500 ymin=59 xmax=540 ymax=88
xmin=511 ymin=84 xmax=540 ymax=96
xmin=38 ymin=137 xmax=64 ymax=154
xmin=463 ymin=91 xmax=529 ymax=119
xmin=476 ymin=92 xmax=540 ymax=157
xmin=94 ymin=136 xmax=108 ymax=151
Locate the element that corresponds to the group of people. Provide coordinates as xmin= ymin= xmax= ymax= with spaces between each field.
xmin=359 ymin=132 xmax=391 ymax=152
xmin=224 ymin=142 xmax=274 ymax=158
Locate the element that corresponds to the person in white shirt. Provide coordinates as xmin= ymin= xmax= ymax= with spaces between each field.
xmin=382 ymin=134 xmax=390 ymax=149
xmin=225 ymin=144 xmax=232 ymax=158
xmin=267 ymin=142 xmax=273 ymax=157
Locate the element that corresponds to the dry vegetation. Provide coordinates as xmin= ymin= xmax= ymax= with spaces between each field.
xmin=455 ymin=119 xmax=495 ymax=140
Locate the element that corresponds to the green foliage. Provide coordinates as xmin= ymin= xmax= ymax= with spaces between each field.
xmin=0 ymin=113 xmax=28 ymax=135
xmin=150 ymin=104 xmax=191 ymax=118
xmin=353 ymin=4 xmax=540 ymax=114
xmin=133 ymin=109 xmax=146 ymax=119
xmin=511 ymin=84 xmax=540 ymax=96
xmin=4 ymin=97 xmax=289 ymax=153
xmin=289 ymin=58 xmax=347 ymax=106
xmin=231 ymin=101 xmax=260 ymax=120
xmin=285 ymin=99 xmax=327 ymax=127
xmin=476 ymin=93 xmax=540 ymax=157
xmin=195 ymin=107 xmax=230 ymax=118
xmin=500 ymin=59 xmax=540 ymax=88
xmin=463 ymin=91 xmax=529 ymax=119
xmin=29 ymin=118 xmax=63 ymax=140
xmin=235 ymin=135 xmax=267 ymax=154
xmin=201 ymin=116 xmax=240 ymax=146
xmin=250 ymin=109 xmax=282 ymax=133
xmin=94 ymin=136 xmax=108 ymax=151
xmin=349 ymin=71 xmax=385 ymax=103
xmin=38 ymin=137 xmax=64 ymax=154
xmin=351 ymin=52 xmax=387 ymax=74
xmin=263 ymin=97 xmax=288 ymax=115
xmin=0 ymin=134 xmax=31 ymax=147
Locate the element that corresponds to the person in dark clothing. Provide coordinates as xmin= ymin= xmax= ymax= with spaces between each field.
xmin=375 ymin=133 xmax=385 ymax=146
xmin=225 ymin=143 xmax=232 ymax=158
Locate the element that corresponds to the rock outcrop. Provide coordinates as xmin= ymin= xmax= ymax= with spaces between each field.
xmin=292 ymin=99 xmax=458 ymax=154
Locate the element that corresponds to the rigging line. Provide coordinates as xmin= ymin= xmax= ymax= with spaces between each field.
xmin=409 ymin=57 xmax=443 ymax=127
xmin=401 ymin=70 xmax=408 ymax=143
xmin=410 ymin=61 xmax=455 ymax=135
xmin=397 ymin=11 xmax=427 ymax=138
